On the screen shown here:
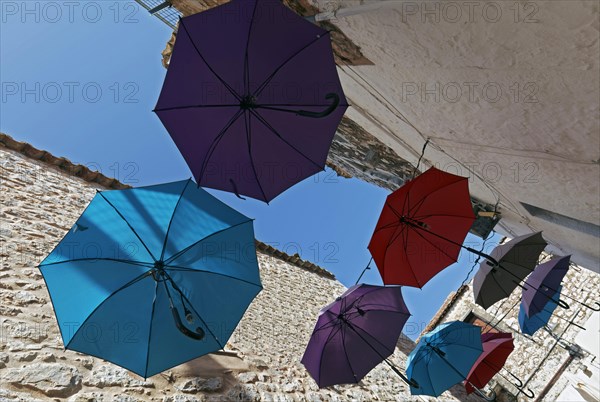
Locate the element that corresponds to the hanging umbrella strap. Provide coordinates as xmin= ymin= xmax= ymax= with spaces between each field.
xmin=296 ymin=93 xmax=340 ymax=118
xmin=254 ymin=93 xmax=342 ymax=118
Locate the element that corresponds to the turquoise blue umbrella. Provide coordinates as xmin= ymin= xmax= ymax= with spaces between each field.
xmin=519 ymin=285 xmax=562 ymax=335
xmin=406 ymin=321 xmax=483 ymax=397
xmin=39 ymin=180 xmax=262 ymax=378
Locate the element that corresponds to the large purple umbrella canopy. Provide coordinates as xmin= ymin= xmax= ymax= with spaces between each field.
xmin=301 ymin=285 xmax=411 ymax=387
xmin=522 ymin=255 xmax=570 ymax=317
xmin=154 ymin=0 xmax=348 ymax=203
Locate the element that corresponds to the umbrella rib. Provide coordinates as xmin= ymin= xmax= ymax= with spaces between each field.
xmin=488 ymin=270 xmax=513 ymax=305
xmin=248 ymin=109 xmax=323 ymax=171
xmin=153 ymin=104 xmax=239 ymax=112
xmin=317 ymin=321 xmax=344 ymax=386
xmin=243 ymin=0 xmax=258 ymax=95
xmin=244 ymin=111 xmax=268 ymax=202
xmin=372 ymin=220 xmax=401 ymax=233
xmin=143 ymin=279 xmax=159 ymax=379
xmin=163 ymin=219 xmax=253 ymax=265
xmin=178 ymin=18 xmax=241 ymax=101
xmin=340 ymin=325 xmax=360 ymax=383
xmin=351 ymin=322 xmax=395 ymax=356
xmin=409 ymin=177 xmax=467 ymax=217
xmin=97 ymin=192 xmax=158 ymax=262
xmin=402 ymin=223 xmax=423 ymax=287
xmin=253 ymin=32 xmax=330 ymax=98
xmin=412 ymin=213 xmax=476 ymax=220
xmin=64 ymin=270 xmax=151 ymax=350
xmin=159 ymin=179 xmax=192 ymax=262
xmin=197 ymin=109 xmax=245 ymax=183
xmin=39 ymin=257 xmax=154 ymax=269
xmin=410 ymin=226 xmax=460 ymax=262
xmin=164 ymin=265 xmax=262 ymax=289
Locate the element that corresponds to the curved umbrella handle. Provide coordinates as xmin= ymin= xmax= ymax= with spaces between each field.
xmin=170 ymin=304 xmax=205 ymax=340
xmin=297 ymin=93 xmax=340 ymax=118
xmin=517 ymin=386 xmax=535 ymax=399
xmin=548 ymin=298 xmax=570 ymax=309
xmin=582 ymin=301 xmax=600 ymax=311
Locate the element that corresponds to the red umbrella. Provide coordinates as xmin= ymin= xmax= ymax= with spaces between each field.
xmin=465 ymin=332 xmax=514 ymax=395
xmin=368 ymin=167 xmax=475 ymax=288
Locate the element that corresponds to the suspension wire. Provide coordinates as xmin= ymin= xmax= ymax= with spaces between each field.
xmin=460 ymin=228 xmax=498 ymax=287
xmin=412 ymin=139 xmax=430 ymax=178
xmin=335 ymin=61 xmax=533 ymax=224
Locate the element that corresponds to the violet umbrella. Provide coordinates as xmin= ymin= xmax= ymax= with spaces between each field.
xmin=301 ymin=284 xmax=413 ymax=388
xmin=154 ymin=0 xmax=348 ymax=203
xmin=522 ymin=255 xmax=600 ymax=316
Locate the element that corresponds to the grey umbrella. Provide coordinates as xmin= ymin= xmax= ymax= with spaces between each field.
xmin=473 ymin=232 xmax=547 ymax=310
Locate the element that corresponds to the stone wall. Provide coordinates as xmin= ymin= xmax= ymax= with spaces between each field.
xmin=423 ymin=256 xmax=600 ymax=402
xmin=0 ymin=138 xmax=475 ymax=401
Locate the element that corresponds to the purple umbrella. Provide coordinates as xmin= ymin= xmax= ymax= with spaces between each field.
xmin=522 ymin=255 xmax=570 ymax=317
xmin=522 ymin=255 xmax=599 ymax=316
xmin=154 ymin=0 xmax=347 ymax=203
xmin=301 ymin=284 xmax=413 ymax=388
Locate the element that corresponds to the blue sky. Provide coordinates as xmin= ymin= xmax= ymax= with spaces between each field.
xmin=0 ymin=1 xmax=500 ymax=340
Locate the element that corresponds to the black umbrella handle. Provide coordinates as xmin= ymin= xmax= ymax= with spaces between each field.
xmin=169 ymin=303 xmax=206 ymax=340
xmin=582 ymin=301 xmax=600 ymax=311
xmin=547 ymin=297 xmax=570 ymax=310
xmin=162 ymin=276 xmax=206 ymax=341
xmin=297 ymin=93 xmax=340 ymax=118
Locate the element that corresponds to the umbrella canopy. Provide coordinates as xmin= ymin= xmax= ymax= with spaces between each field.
xmin=154 ymin=0 xmax=348 ymax=203
xmin=39 ymin=180 xmax=262 ymax=378
xmin=368 ymin=167 xmax=475 ymax=288
xmin=519 ymin=285 xmax=562 ymax=335
xmin=406 ymin=321 xmax=483 ymax=397
xmin=522 ymin=255 xmax=570 ymax=317
xmin=473 ymin=232 xmax=547 ymax=309
xmin=464 ymin=332 xmax=514 ymax=394
xmin=302 ymin=284 xmax=411 ymax=387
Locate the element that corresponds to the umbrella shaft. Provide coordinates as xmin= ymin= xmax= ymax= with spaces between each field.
xmin=403 ymin=220 xmax=499 ymax=265
xmin=343 ymin=321 xmax=416 ymax=387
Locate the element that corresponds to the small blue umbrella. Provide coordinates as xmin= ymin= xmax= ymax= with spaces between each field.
xmin=39 ymin=180 xmax=262 ymax=378
xmin=519 ymin=285 xmax=562 ymax=336
xmin=406 ymin=321 xmax=483 ymax=397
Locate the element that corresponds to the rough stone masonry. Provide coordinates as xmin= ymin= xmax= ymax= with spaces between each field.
xmin=0 ymin=135 xmax=478 ymax=401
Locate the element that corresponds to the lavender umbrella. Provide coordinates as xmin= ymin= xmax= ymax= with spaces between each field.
xmin=522 ymin=255 xmax=570 ymax=317
xmin=302 ymin=285 xmax=412 ymax=388
xmin=154 ymin=0 xmax=348 ymax=203
xmin=522 ymin=255 xmax=599 ymax=316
